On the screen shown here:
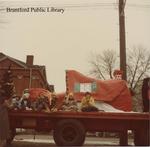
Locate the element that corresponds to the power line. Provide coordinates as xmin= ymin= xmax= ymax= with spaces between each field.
xmin=1 ymin=2 xmax=150 ymax=10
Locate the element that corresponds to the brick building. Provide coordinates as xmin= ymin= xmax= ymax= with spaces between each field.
xmin=0 ymin=52 xmax=54 ymax=96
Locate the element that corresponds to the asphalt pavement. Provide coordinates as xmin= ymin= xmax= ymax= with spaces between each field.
xmin=9 ymin=134 xmax=134 ymax=147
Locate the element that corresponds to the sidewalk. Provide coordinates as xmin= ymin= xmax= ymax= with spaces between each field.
xmin=13 ymin=134 xmax=134 ymax=146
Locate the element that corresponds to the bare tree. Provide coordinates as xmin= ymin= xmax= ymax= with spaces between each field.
xmin=89 ymin=46 xmax=150 ymax=92
xmin=127 ymin=46 xmax=150 ymax=91
xmin=89 ymin=49 xmax=118 ymax=80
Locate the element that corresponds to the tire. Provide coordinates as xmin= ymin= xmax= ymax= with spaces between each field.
xmin=53 ymin=119 xmax=86 ymax=146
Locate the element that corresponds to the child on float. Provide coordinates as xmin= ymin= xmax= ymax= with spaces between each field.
xmin=61 ymin=92 xmax=78 ymax=111
xmin=81 ymin=92 xmax=98 ymax=112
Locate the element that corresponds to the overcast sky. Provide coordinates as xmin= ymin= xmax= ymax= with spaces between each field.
xmin=0 ymin=0 xmax=150 ymax=92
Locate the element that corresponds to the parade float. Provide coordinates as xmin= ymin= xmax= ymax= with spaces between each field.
xmin=6 ymin=70 xmax=150 ymax=146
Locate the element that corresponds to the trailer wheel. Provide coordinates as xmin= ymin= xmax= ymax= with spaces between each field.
xmin=53 ymin=119 xmax=86 ymax=146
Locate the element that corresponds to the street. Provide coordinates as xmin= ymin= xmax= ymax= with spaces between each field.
xmin=10 ymin=134 xmax=134 ymax=147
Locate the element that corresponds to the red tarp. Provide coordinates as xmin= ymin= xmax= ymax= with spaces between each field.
xmin=28 ymin=88 xmax=51 ymax=103
xmin=65 ymin=70 xmax=132 ymax=111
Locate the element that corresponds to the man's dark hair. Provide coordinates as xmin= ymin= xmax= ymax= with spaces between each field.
xmin=85 ymin=92 xmax=91 ymax=96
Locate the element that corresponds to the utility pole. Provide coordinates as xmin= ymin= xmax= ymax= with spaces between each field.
xmin=119 ymin=0 xmax=127 ymax=80
xmin=119 ymin=3 xmax=128 ymax=144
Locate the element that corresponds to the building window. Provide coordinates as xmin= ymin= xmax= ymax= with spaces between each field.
xmin=32 ymin=76 xmax=39 ymax=80
xmin=17 ymin=75 xmax=23 ymax=79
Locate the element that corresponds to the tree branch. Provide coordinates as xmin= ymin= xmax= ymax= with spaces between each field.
xmin=130 ymin=50 xmax=141 ymax=89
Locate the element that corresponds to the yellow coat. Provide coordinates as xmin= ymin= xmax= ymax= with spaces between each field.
xmin=81 ymin=96 xmax=95 ymax=108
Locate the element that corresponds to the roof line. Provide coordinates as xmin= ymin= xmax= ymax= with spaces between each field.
xmin=0 ymin=56 xmax=27 ymax=68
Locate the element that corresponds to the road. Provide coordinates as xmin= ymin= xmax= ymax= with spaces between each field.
xmin=10 ymin=134 xmax=134 ymax=147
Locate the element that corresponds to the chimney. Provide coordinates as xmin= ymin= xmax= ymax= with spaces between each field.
xmin=26 ymin=55 xmax=34 ymax=66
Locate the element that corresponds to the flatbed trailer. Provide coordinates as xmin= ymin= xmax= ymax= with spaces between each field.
xmin=8 ymin=110 xmax=149 ymax=146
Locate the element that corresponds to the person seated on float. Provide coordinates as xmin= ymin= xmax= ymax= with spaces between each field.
xmin=61 ymin=92 xmax=78 ymax=111
xmin=20 ymin=89 xmax=31 ymax=110
xmin=81 ymin=92 xmax=98 ymax=112
xmin=12 ymin=95 xmax=21 ymax=110
xmin=36 ymin=95 xmax=50 ymax=112
xmin=50 ymin=92 xmax=58 ymax=112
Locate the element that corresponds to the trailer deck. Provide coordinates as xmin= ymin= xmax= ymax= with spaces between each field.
xmin=8 ymin=110 xmax=150 ymax=146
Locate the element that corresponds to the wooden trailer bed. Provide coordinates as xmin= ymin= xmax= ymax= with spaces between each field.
xmin=8 ymin=110 xmax=150 ymax=146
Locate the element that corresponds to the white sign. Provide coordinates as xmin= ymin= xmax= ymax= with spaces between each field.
xmin=80 ymin=83 xmax=92 ymax=92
